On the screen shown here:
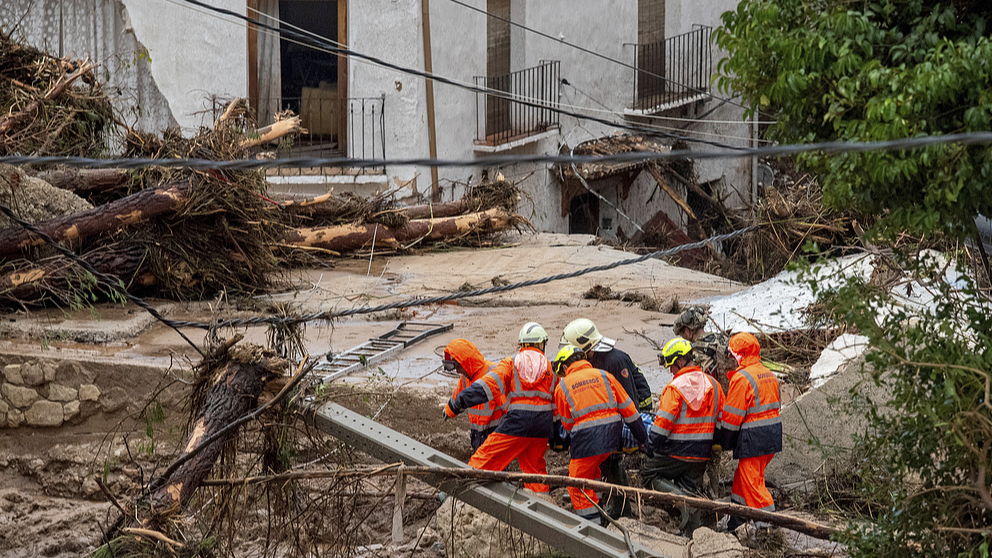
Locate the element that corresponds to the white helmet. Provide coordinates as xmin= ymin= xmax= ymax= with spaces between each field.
xmin=518 ymin=322 xmax=549 ymax=345
xmin=561 ymin=318 xmax=616 ymax=353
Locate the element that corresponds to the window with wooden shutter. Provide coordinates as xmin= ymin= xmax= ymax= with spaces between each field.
xmin=636 ymin=0 xmax=665 ymax=108
xmin=485 ymin=0 xmax=511 ymax=137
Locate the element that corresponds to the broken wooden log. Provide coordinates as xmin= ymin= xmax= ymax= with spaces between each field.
xmin=240 ymin=115 xmax=305 ymax=149
xmin=0 ymin=182 xmax=190 ymax=258
xmin=35 ymin=168 xmax=128 ymax=195
xmin=382 ymin=199 xmax=470 ymax=221
xmin=280 ymin=208 xmax=514 ymax=253
xmin=138 ymin=344 xmax=288 ymax=531
xmin=200 ymin=465 xmax=839 ymax=540
xmin=0 ymin=244 xmax=153 ymax=302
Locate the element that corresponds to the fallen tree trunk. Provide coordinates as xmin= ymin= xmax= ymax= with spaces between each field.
xmin=0 ymin=244 xmax=153 ymax=302
xmin=281 ymin=208 xmax=514 ymax=253
xmin=279 ymin=195 xmax=471 ymax=223
xmin=138 ymin=342 xmax=288 ymax=531
xmin=0 ymin=182 xmax=190 ymax=257
xmin=35 ymin=168 xmax=128 ymax=195
xmin=203 ymin=465 xmax=839 ymax=540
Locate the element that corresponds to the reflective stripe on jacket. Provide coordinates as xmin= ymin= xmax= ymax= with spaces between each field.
xmin=719 ymin=335 xmax=782 ymax=459
xmin=648 ymin=366 xmax=724 ymax=461
xmin=454 ymin=347 xmax=556 ymax=439
xmin=554 ymin=360 xmax=647 ymax=459
xmin=444 ymin=339 xmax=504 ymax=431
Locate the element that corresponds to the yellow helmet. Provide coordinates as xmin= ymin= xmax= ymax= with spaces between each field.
xmin=660 ymin=337 xmax=694 ymax=368
xmin=553 ymin=344 xmax=584 ymax=377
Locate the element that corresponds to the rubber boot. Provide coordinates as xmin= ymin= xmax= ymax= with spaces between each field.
xmin=600 ymin=453 xmax=631 ymax=519
xmin=649 ymin=478 xmax=703 ymax=536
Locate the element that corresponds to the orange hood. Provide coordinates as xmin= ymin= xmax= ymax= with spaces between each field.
xmin=728 ymin=332 xmax=762 ymax=368
xmin=445 ymin=339 xmax=490 ymax=380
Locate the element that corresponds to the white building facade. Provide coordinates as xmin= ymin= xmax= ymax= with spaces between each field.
xmin=3 ymin=0 xmax=755 ymax=240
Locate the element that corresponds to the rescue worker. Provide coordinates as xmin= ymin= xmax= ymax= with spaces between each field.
xmin=552 ymin=344 xmax=647 ymax=525
xmin=719 ymin=332 xmax=782 ymax=531
xmin=673 ymin=306 xmax=732 ymax=387
xmin=673 ymin=306 xmax=732 ymax=498
xmin=642 ymin=337 xmax=724 ymax=535
xmin=561 ymin=318 xmax=652 ymax=517
xmin=444 ymin=322 xmax=556 ymax=493
xmin=441 ymin=339 xmax=504 ymax=450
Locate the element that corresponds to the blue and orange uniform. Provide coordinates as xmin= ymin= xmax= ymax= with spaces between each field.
xmin=446 ymin=347 xmax=556 ymax=493
xmin=443 ymin=339 xmax=505 ymax=450
xmin=719 ymin=332 xmax=782 ymax=528
xmin=554 ymin=359 xmax=647 ymax=522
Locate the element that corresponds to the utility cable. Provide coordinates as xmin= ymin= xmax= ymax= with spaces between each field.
xmin=0 ymin=202 xmax=204 ymax=355
xmin=167 ymin=0 xmax=760 ymax=145
xmin=0 ymin=205 xmax=752 ymax=332
xmin=442 ymin=0 xmax=767 ymax=117
xmin=177 ymin=0 xmax=752 ymax=153
xmin=6 ymin=130 xmax=992 ymax=170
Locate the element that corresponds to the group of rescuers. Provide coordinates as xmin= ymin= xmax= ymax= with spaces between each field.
xmin=441 ymin=308 xmax=781 ymax=535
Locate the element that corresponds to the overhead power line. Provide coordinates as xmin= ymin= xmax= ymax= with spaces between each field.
xmin=178 ymin=0 xmax=751 ymax=152
xmin=5 ymin=130 xmax=992 ymax=171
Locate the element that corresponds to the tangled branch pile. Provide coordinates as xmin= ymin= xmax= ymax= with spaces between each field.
xmin=0 ymin=36 xmax=527 ymax=308
xmin=0 ymin=30 xmax=113 ymax=157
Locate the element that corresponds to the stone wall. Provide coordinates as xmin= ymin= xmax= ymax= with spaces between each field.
xmin=0 ymin=360 xmax=126 ymax=429
xmin=0 ymin=356 xmax=183 ymax=430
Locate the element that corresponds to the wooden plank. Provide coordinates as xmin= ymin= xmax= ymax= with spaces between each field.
xmin=422 ymin=0 xmax=440 ymax=201
xmin=247 ymin=0 xmax=259 ymax=111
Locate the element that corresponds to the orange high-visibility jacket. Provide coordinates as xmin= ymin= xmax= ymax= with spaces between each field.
xmin=554 ymin=360 xmax=647 ymax=459
xmin=648 ymin=365 xmax=724 ymax=460
xmin=444 ymin=339 xmax=505 ymax=433
xmin=719 ymin=333 xmax=782 ymax=459
xmin=451 ymin=347 xmax=557 ymax=439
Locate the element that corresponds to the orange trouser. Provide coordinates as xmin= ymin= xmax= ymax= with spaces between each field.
xmin=468 ymin=432 xmax=549 ymax=493
xmin=731 ymin=453 xmax=775 ymax=511
xmin=567 ymin=452 xmax=612 ymax=519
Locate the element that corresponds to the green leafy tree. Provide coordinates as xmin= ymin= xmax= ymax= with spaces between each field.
xmin=814 ymin=256 xmax=992 ymax=556
xmin=714 ymin=1 xmax=992 ymax=237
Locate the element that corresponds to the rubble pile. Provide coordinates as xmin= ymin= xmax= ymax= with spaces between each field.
xmin=0 ymin=36 xmax=526 ymax=308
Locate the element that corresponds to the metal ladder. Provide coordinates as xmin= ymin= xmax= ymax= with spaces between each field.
xmin=312 ymin=321 xmax=453 ymax=383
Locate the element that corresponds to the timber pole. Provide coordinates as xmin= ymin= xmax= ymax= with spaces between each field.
xmin=422 ymin=0 xmax=440 ymax=201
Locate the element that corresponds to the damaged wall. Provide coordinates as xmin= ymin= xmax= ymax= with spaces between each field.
xmin=1 ymin=0 xmax=178 ymax=134
xmin=2 ymin=0 xmax=247 ymax=134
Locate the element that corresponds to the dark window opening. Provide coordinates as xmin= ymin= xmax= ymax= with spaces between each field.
xmin=569 ymin=193 xmax=601 ymax=235
xmin=280 ymin=1 xmax=338 ymax=142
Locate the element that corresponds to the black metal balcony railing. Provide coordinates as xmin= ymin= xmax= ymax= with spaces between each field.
xmin=632 ymin=25 xmax=712 ymax=111
xmin=237 ymin=96 xmax=386 ymax=165
xmin=475 ymin=61 xmax=560 ymax=146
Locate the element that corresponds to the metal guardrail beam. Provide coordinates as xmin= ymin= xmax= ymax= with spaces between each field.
xmin=309 ymin=402 xmax=684 ymax=558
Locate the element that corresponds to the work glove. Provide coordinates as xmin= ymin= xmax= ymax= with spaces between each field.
xmin=443 ymin=400 xmax=461 ymax=419
xmin=711 ymin=443 xmax=722 ymax=455
xmin=549 ymin=421 xmax=570 ymax=452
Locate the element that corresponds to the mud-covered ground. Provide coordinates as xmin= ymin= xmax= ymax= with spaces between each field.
xmin=0 ymin=233 xmax=844 ymax=557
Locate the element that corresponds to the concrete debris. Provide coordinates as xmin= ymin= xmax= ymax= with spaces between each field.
xmin=0 ymin=165 xmax=93 ymax=227
xmin=767 ymin=355 xmax=888 ymax=486
xmin=612 ymin=518 xmax=689 ymax=557
xmin=810 ymin=333 xmax=869 ymax=387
